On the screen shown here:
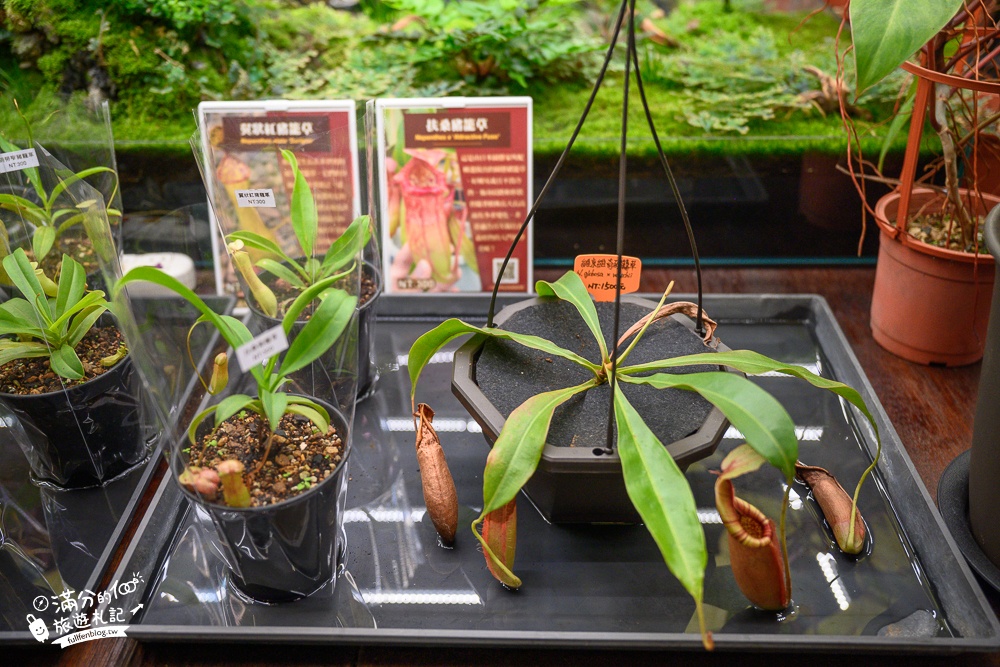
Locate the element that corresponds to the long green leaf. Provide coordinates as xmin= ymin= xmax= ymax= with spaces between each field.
xmin=282 ymin=149 xmax=317 ymax=259
xmin=0 ymin=340 xmax=50 ymax=365
xmin=285 ymin=401 xmax=330 ymax=434
xmin=281 ymin=270 xmax=353 ymax=328
xmin=259 ymin=389 xmax=289 ymax=434
xmin=66 ymin=304 xmax=108 ymax=347
xmin=3 ymin=249 xmax=50 ymax=321
xmin=31 ymin=225 xmax=56 ymax=262
xmin=227 ymin=231 xmax=294 ymax=263
xmin=614 ymin=387 xmax=706 ymax=601
xmin=116 ymin=267 xmax=250 ymax=352
xmin=535 ymin=271 xmax=608 ymax=361
xmin=48 ymin=290 xmax=106 ymax=337
xmin=850 ymin=0 xmax=963 ymax=93
xmin=479 ymin=380 xmax=595 ymax=517
xmin=624 ymin=349 xmax=879 ymax=445
xmin=55 ymin=253 xmax=86 ymax=318
xmin=621 ymin=371 xmax=798 ymax=481
xmin=47 ymin=166 xmax=116 ymax=209
xmin=209 ymin=394 xmax=255 ymax=429
xmin=280 ymin=288 xmax=357 ymax=377
xmin=320 ymin=215 xmax=372 ymax=274
xmin=408 ymin=319 xmax=600 ymax=399
xmin=49 ymin=343 xmax=84 ymax=380
xmin=256 ymin=258 xmax=306 ymax=289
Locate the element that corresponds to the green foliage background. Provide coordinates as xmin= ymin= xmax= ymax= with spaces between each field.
xmin=0 ymin=0 xmax=907 ymax=158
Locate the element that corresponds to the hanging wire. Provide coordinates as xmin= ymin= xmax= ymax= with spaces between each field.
xmin=486 ymin=0 xmax=630 ymax=327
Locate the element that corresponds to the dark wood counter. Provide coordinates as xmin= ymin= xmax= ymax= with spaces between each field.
xmin=12 ymin=266 xmax=1000 ymax=666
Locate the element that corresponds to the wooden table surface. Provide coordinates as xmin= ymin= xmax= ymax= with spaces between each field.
xmin=11 ymin=266 xmax=1000 ymax=666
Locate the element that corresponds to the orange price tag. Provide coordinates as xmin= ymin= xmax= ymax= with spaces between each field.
xmin=573 ymin=254 xmax=642 ymax=302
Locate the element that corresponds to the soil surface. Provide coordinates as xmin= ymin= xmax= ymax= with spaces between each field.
xmin=190 ymin=408 xmax=345 ymax=507
xmin=906 ymin=213 xmax=986 ymax=253
xmin=34 ymin=234 xmax=100 ymax=278
xmin=0 ymin=325 xmax=126 ymax=394
xmin=476 ymin=300 xmax=719 ymax=452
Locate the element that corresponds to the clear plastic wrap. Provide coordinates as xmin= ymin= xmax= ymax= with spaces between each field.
xmin=0 ymin=142 xmax=148 ymax=488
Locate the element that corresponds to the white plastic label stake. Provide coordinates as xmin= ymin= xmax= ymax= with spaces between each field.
xmin=234 ymin=188 xmax=276 ymax=208
xmin=0 ymin=148 xmax=39 ymax=173
xmin=235 ymin=324 xmax=288 ymax=372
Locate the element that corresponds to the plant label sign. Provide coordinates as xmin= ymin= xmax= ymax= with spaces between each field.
xmin=234 ymin=189 xmax=277 ymax=208
xmin=197 ymin=101 xmax=362 ymax=296
xmin=372 ymin=97 xmax=533 ymax=295
xmin=574 ymin=254 xmax=642 ymax=301
xmin=0 ymin=148 xmax=39 ymax=173
xmin=235 ymin=324 xmax=289 ymax=373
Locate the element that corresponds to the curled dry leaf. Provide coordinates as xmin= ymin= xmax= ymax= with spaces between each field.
xmin=415 ymin=403 xmax=458 ymax=544
xmin=640 ymin=17 xmax=680 ymax=48
xmin=796 ymin=461 xmax=867 ymax=555
xmin=617 ymin=301 xmax=718 ymax=348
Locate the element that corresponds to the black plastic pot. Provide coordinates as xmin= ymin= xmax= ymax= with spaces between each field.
xmin=245 ymin=261 xmax=382 ymax=402
xmin=177 ymin=397 xmax=351 ymax=603
xmin=0 ymin=353 xmax=145 ymax=488
xmin=452 ymin=295 xmax=733 ymax=524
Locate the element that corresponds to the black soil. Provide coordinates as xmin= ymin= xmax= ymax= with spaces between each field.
xmin=475 ymin=300 xmax=718 ymax=451
xmin=0 ymin=325 xmax=127 ymax=394
xmin=191 ymin=409 xmax=345 ymax=507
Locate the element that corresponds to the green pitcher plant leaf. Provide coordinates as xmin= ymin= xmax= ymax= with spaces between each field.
xmin=850 ymin=0 xmax=963 ymax=94
xmin=613 ymin=386 xmax=711 ymax=649
xmin=49 ymin=343 xmax=84 ymax=380
xmin=479 ymin=380 xmax=596 ymax=518
xmin=409 ymin=319 xmax=601 ymax=399
xmin=620 ymin=371 xmax=798 ymax=481
xmin=281 ymin=149 xmax=317 ymax=259
xmin=535 ymin=271 xmax=609 ymax=362
xmin=279 ymin=288 xmax=357 ymax=376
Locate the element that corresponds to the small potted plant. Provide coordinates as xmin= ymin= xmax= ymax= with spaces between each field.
xmin=0 ymin=135 xmax=120 ymax=280
xmin=0 ymin=248 xmax=143 ymax=487
xmin=224 ymin=149 xmax=381 ymax=399
xmin=839 ymin=0 xmax=1000 ymax=365
xmin=409 ymin=269 xmax=881 ymax=648
xmin=114 ymin=266 xmax=359 ymax=602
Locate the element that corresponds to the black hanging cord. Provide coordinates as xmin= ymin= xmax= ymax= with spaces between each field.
xmin=604 ymin=0 xmax=635 ymax=455
xmin=486 ymin=0 xmax=630 ymax=328
xmin=628 ymin=19 xmax=705 ymax=333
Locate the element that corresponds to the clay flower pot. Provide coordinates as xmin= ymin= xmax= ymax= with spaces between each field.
xmin=870 ymin=188 xmax=998 ymax=366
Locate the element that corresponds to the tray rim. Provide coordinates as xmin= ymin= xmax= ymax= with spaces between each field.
xmin=108 ymin=293 xmax=1000 ymax=652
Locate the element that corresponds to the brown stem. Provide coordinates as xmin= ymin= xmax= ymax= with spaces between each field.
xmin=935 ymin=82 xmax=975 ymax=246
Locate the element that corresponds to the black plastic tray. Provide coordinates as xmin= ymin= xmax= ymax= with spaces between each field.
xmin=0 ymin=295 xmax=233 ymax=644
xmin=102 ymin=294 xmax=1000 ymax=652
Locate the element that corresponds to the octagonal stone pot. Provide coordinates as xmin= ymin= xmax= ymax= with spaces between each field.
xmin=452 ymin=294 xmax=733 ymax=524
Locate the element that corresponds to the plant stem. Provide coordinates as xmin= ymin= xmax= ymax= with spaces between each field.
xmin=780 ymin=484 xmax=792 ymax=602
xmin=935 ymin=82 xmax=974 ymax=247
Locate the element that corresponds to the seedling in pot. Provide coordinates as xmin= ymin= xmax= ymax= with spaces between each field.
xmin=0 ymin=133 xmax=120 ymax=272
xmin=409 ymin=270 xmax=881 ymax=648
xmin=0 ymin=247 xmax=123 ymax=382
xmin=115 ymin=265 xmax=358 ymax=508
xmin=225 ymin=148 xmax=372 ymax=318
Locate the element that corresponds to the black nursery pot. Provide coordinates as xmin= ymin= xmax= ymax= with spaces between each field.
xmin=179 ymin=397 xmax=352 ymax=603
xmin=246 ymin=261 xmax=382 ymax=402
xmin=453 ymin=295 xmax=733 ymax=524
xmin=0 ymin=354 xmax=145 ymax=488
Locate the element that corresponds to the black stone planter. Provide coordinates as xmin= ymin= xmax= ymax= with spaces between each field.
xmin=246 ymin=261 xmax=382 ymax=402
xmin=177 ymin=397 xmax=351 ymax=603
xmin=0 ymin=354 xmax=145 ymax=488
xmin=452 ymin=295 xmax=732 ymax=523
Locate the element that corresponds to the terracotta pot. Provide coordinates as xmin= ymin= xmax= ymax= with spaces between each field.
xmin=870 ymin=188 xmax=997 ymax=366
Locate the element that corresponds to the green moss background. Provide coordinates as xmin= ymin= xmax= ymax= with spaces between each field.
xmin=0 ymin=0 xmax=911 ymax=160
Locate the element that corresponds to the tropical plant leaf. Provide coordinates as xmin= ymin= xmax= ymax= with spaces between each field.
xmin=31 ymin=225 xmax=57 ymax=262
xmin=535 ymin=271 xmax=608 ymax=361
xmin=49 ymin=343 xmax=84 ymax=380
xmin=3 ymin=249 xmax=50 ymax=321
xmin=478 ymin=380 xmax=594 ymax=518
xmin=66 ymin=304 xmax=108 ymax=347
xmin=210 ymin=393 xmax=256 ymax=429
xmin=280 ymin=288 xmax=357 ymax=376
xmin=227 ymin=231 xmax=293 ymax=264
xmin=256 ymin=258 xmax=306 ymax=289
xmin=281 ymin=270 xmax=353 ymax=327
xmin=282 ymin=149 xmax=317 ymax=258
xmin=259 ymin=389 xmax=289 ymax=434
xmin=614 ymin=386 xmax=706 ymax=603
xmin=321 ymin=215 xmax=371 ymax=274
xmin=0 ymin=340 xmax=50 ymax=365
xmin=621 ymin=371 xmax=798 ymax=481
xmin=850 ymin=0 xmax=963 ymax=94
xmin=55 ymin=252 xmax=86 ymax=317
xmin=47 ymin=166 xmax=116 ymax=207
xmin=624 ymin=349 xmax=880 ymax=446
xmin=285 ymin=401 xmax=330 ymax=434
xmin=408 ymin=319 xmax=600 ymax=399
